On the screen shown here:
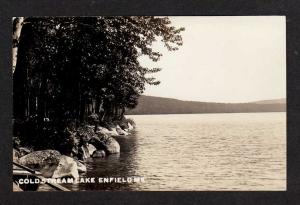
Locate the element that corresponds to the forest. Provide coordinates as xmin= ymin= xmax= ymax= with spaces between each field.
xmin=126 ymin=95 xmax=286 ymax=115
xmin=12 ymin=17 xmax=184 ymax=153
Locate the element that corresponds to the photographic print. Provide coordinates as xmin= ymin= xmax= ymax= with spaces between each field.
xmin=12 ymin=16 xmax=286 ymax=191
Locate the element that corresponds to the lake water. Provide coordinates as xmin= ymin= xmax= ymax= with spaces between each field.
xmin=62 ymin=112 xmax=286 ymax=191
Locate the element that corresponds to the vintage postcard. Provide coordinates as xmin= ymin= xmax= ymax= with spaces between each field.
xmin=12 ymin=16 xmax=286 ymax=191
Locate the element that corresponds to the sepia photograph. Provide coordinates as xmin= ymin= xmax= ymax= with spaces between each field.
xmin=12 ymin=16 xmax=286 ymax=191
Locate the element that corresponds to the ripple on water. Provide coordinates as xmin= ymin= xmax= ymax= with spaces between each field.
xmin=62 ymin=113 xmax=286 ymax=191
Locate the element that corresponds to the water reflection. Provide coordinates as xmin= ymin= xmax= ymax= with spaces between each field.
xmin=64 ymin=131 xmax=140 ymax=191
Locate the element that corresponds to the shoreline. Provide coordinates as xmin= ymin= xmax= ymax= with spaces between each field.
xmin=13 ymin=118 xmax=136 ymax=191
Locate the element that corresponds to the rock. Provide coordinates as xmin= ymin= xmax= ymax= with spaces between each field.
xmin=13 ymin=149 xmax=20 ymax=162
xmin=90 ymin=134 xmax=120 ymax=154
xmin=103 ymin=136 xmax=120 ymax=154
xmin=119 ymin=124 xmax=128 ymax=130
xmin=96 ymin=126 xmax=111 ymax=135
xmin=79 ymin=143 xmax=97 ymax=160
xmin=52 ymin=155 xmax=79 ymax=179
xmin=109 ymin=127 xmax=120 ymax=136
xmin=19 ymin=147 xmax=33 ymax=157
xmin=76 ymin=160 xmax=87 ymax=173
xmin=19 ymin=150 xmax=61 ymax=170
xmin=18 ymin=150 xmax=84 ymax=178
xmin=89 ymin=135 xmax=105 ymax=149
xmin=89 ymin=134 xmax=120 ymax=154
xmin=96 ymin=126 xmax=119 ymax=136
xmin=127 ymin=122 xmax=134 ymax=131
xmin=87 ymin=144 xmax=97 ymax=155
xmin=92 ymin=150 xmax=106 ymax=158
xmin=116 ymin=125 xmax=129 ymax=136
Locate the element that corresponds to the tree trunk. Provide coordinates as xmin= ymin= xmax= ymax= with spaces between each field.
xmin=119 ymin=107 xmax=125 ymax=120
xmin=12 ymin=17 xmax=24 ymax=73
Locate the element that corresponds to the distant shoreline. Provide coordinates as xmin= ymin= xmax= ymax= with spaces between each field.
xmin=126 ymin=95 xmax=286 ymax=115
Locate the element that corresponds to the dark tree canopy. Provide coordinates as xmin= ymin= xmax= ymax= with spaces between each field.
xmin=13 ymin=16 xmax=184 ymax=149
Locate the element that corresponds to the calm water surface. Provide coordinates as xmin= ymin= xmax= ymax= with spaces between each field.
xmin=62 ymin=112 xmax=285 ymax=191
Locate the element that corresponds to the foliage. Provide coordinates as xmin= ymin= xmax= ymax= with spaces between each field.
xmin=13 ymin=17 xmax=184 ymax=149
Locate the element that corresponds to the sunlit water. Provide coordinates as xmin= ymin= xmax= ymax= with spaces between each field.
xmin=47 ymin=112 xmax=286 ymax=191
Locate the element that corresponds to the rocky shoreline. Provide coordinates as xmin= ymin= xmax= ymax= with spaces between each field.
xmin=13 ymin=120 xmax=135 ymax=191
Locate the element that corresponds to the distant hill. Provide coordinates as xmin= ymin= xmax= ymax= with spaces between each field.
xmin=126 ymin=95 xmax=286 ymax=115
xmin=251 ymin=98 xmax=286 ymax=104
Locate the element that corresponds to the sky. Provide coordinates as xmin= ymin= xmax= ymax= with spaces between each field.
xmin=139 ymin=16 xmax=286 ymax=103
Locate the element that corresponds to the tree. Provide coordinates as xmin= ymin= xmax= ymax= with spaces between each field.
xmin=13 ymin=16 xmax=184 ymax=149
xmin=12 ymin=17 xmax=24 ymax=73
